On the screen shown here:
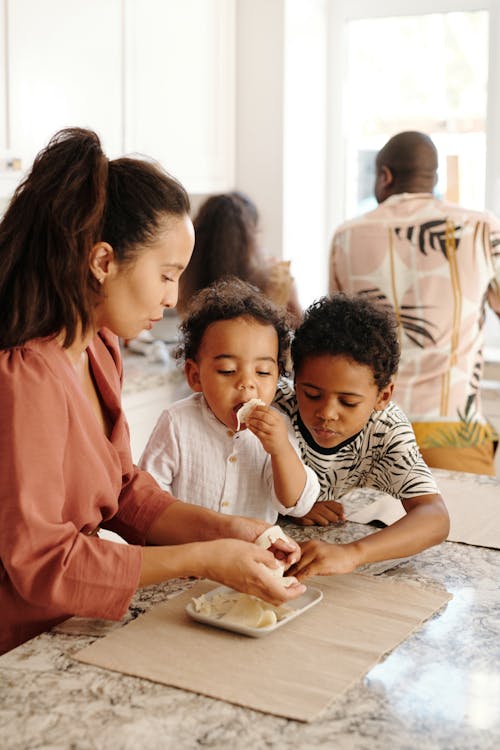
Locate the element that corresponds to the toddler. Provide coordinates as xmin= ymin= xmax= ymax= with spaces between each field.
xmin=140 ymin=278 xmax=319 ymax=523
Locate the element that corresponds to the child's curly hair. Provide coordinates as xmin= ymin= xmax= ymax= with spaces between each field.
xmin=291 ymin=292 xmax=400 ymax=390
xmin=176 ymin=276 xmax=291 ymax=375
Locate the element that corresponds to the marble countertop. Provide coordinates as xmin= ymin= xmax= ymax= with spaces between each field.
xmin=1 ymin=471 xmax=499 ymax=750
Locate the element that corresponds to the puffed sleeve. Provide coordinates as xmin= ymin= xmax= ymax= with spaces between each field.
xmin=138 ymin=409 xmax=179 ymax=494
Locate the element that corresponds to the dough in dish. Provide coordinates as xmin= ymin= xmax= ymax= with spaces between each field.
xmin=235 ymin=398 xmax=266 ymax=431
xmin=191 ymin=591 xmax=291 ymax=629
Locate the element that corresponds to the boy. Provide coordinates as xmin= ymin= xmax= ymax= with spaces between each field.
xmin=139 ymin=278 xmax=319 ymax=524
xmin=274 ymin=293 xmax=450 ymax=578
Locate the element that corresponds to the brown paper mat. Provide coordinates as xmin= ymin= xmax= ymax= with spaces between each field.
xmin=74 ymin=574 xmax=452 ymax=722
xmin=346 ymin=471 xmax=500 ymax=549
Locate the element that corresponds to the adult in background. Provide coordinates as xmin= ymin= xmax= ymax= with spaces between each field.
xmin=177 ymin=191 xmax=303 ymax=326
xmin=329 ymin=131 xmax=500 ymax=475
xmin=0 ymin=128 xmax=304 ymax=655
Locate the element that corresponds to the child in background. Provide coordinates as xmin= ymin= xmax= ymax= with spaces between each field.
xmin=274 ymin=293 xmax=450 ymax=578
xmin=139 ymin=278 xmax=319 ymax=524
xmin=177 ymin=191 xmax=302 ymax=326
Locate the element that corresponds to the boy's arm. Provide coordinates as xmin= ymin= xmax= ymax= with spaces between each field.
xmin=290 ymin=492 xmax=450 ymax=578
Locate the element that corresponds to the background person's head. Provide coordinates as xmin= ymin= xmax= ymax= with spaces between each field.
xmin=0 ymin=127 xmax=193 ymax=349
xmin=177 ymin=191 xmax=260 ymax=315
xmin=291 ymin=293 xmax=400 ymax=448
xmin=374 ymin=131 xmax=438 ymax=204
xmin=177 ymin=277 xmax=291 ymax=430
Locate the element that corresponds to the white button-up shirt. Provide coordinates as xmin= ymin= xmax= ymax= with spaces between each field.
xmin=139 ymin=393 xmax=320 ymax=523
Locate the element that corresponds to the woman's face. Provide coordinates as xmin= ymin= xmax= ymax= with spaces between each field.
xmin=97 ymin=214 xmax=194 ymax=339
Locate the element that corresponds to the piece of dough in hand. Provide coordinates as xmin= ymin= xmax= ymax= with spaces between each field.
xmin=255 ymin=525 xmax=298 ymax=588
xmin=255 ymin=525 xmax=291 ymax=549
xmin=236 ymin=398 xmax=266 ymax=430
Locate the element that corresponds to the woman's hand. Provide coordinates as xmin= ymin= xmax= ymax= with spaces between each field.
xmin=202 ymin=538 xmax=306 ymax=606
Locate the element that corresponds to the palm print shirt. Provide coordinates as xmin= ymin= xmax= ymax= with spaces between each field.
xmin=274 ymin=382 xmax=439 ymax=503
xmin=329 ymin=193 xmax=500 ymax=441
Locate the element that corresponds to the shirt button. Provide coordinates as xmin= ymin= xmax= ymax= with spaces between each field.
xmin=229 ymin=455 xmax=237 ymax=463
xmin=226 ymin=430 xmax=233 ymax=437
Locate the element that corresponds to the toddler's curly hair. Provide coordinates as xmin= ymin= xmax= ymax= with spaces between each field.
xmin=176 ymin=276 xmax=291 ymax=375
xmin=291 ymin=292 xmax=400 ymax=389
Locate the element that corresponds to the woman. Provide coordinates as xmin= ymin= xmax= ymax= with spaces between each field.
xmin=0 ymin=128 xmax=303 ymax=655
xmin=177 ymin=191 xmax=303 ymax=325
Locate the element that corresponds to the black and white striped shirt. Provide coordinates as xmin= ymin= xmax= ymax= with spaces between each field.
xmin=274 ymin=381 xmax=439 ymax=502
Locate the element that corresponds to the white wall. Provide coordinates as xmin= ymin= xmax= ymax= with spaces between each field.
xmin=235 ymin=0 xmax=329 ymax=309
xmin=283 ymin=0 xmax=329 ymax=307
xmin=235 ymin=0 xmax=285 ymax=262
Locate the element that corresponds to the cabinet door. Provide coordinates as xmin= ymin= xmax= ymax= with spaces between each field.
xmin=7 ymin=0 xmax=123 ymax=169
xmin=124 ymin=0 xmax=234 ymax=193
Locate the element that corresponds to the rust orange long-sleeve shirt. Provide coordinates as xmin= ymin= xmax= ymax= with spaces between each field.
xmin=0 ymin=329 xmax=176 ymax=654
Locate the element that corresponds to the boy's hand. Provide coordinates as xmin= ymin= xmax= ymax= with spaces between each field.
xmin=246 ymin=405 xmax=289 ymax=456
xmin=288 ymin=539 xmax=360 ymax=579
xmin=295 ymin=500 xmax=345 ymax=526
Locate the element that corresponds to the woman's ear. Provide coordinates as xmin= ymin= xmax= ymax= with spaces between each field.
xmin=374 ymin=380 xmax=394 ymax=411
xmin=89 ymin=242 xmax=115 ymax=285
xmin=184 ymin=359 xmax=202 ymax=392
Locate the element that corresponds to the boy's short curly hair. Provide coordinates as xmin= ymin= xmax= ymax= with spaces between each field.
xmin=291 ymin=292 xmax=400 ymax=390
xmin=176 ymin=276 xmax=291 ymax=374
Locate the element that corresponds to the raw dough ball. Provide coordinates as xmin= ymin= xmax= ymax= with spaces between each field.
xmin=236 ymin=398 xmax=266 ymax=430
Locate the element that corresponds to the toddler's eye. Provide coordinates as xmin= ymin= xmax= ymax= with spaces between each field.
xmin=257 ymin=370 xmax=272 ymax=376
xmin=217 ymin=369 xmax=235 ymax=375
xmin=304 ymin=391 xmax=320 ymax=400
xmin=340 ymin=400 xmax=359 ymax=408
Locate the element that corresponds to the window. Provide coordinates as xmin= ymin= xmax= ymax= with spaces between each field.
xmin=343 ymin=10 xmax=488 ymax=217
xmin=328 ymin=0 xmax=500 ymax=228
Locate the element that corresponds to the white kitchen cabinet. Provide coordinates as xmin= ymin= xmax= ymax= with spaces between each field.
xmin=123 ymin=0 xmax=235 ymax=192
xmin=6 ymin=0 xmax=123 ymax=168
xmin=3 ymin=0 xmax=235 ymax=193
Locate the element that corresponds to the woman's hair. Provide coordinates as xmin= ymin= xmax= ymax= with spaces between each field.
xmin=0 ymin=127 xmax=190 ymax=349
xmin=291 ymin=292 xmax=400 ymax=389
xmin=176 ymin=276 xmax=291 ymax=375
xmin=177 ymin=191 xmax=259 ymax=314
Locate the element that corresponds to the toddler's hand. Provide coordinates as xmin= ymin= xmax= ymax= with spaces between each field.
xmin=246 ymin=406 xmax=289 ymax=455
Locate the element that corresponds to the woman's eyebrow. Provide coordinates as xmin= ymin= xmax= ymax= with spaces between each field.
xmin=161 ymin=262 xmax=185 ymax=271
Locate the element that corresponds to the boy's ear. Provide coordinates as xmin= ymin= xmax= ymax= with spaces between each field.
xmin=185 ymin=359 xmax=202 ymax=392
xmin=374 ymin=380 xmax=394 ymax=411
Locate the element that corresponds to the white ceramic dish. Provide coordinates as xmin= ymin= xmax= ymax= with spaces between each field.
xmin=185 ymin=585 xmax=323 ymax=638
